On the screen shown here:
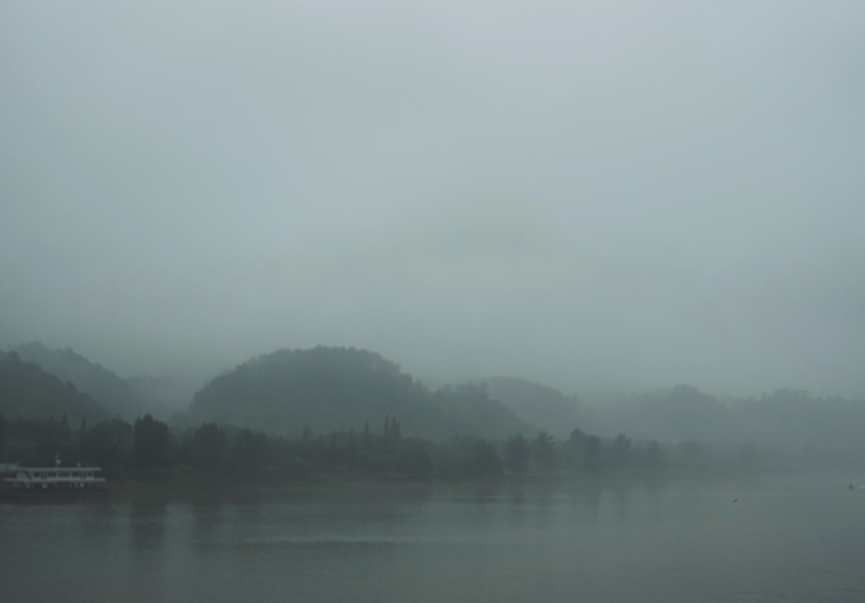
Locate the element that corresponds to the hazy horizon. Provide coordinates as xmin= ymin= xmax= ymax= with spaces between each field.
xmin=3 ymin=1 xmax=864 ymax=400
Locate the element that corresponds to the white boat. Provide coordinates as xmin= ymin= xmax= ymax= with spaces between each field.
xmin=1 ymin=462 xmax=107 ymax=498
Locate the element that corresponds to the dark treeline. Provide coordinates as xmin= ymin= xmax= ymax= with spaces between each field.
xmin=0 ymin=414 xmax=682 ymax=484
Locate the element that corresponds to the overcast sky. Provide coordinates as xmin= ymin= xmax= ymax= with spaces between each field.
xmin=1 ymin=1 xmax=864 ymax=398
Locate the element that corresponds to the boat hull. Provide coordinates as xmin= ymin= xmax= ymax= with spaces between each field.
xmin=0 ymin=485 xmax=109 ymax=501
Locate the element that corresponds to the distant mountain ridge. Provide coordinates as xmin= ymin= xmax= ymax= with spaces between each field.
xmin=0 ymin=350 xmax=108 ymax=422
xmin=591 ymin=385 xmax=865 ymax=463
xmin=478 ymin=376 xmax=598 ymax=439
xmin=10 ymin=341 xmax=864 ymax=464
xmin=191 ymin=346 xmax=535 ymax=441
xmin=731 ymin=389 xmax=865 ymax=462
xmin=13 ymin=342 xmax=143 ymax=420
xmin=598 ymin=385 xmax=740 ymax=446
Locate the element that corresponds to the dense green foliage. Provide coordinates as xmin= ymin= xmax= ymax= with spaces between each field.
xmin=192 ymin=347 xmax=533 ymax=441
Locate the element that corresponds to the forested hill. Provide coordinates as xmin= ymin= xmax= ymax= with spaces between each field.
xmin=0 ymin=351 xmax=108 ymax=423
xmin=592 ymin=385 xmax=865 ymax=464
xmin=13 ymin=342 xmax=142 ymax=420
xmin=599 ymin=385 xmax=741 ymax=447
xmin=479 ymin=376 xmax=599 ymax=439
xmin=191 ymin=347 xmax=535 ymax=441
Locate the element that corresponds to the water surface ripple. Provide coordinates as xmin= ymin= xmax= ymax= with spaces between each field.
xmin=1 ymin=473 xmax=863 ymax=602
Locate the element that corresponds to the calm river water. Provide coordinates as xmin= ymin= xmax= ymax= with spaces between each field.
xmin=1 ymin=472 xmax=863 ymax=602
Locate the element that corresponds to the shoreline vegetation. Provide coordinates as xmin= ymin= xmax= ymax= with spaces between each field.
xmin=3 ymin=345 xmax=863 ymax=502
xmin=1 ymin=412 xmax=774 ymax=498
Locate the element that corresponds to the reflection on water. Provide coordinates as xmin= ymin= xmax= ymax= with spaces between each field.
xmin=129 ymin=501 xmax=167 ymax=551
xmin=1 ymin=473 xmax=864 ymax=603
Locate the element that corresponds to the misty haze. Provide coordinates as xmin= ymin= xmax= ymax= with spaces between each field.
xmin=1 ymin=2 xmax=864 ymax=602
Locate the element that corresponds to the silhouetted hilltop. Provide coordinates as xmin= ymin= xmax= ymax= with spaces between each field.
xmin=479 ymin=376 xmax=598 ymax=439
xmin=427 ymin=383 xmax=541 ymax=439
xmin=0 ymin=351 xmax=107 ymax=423
xmin=191 ymin=347 xmax=534 ymax=441
xmin=13 ymin=342 xmax=143 ymax=420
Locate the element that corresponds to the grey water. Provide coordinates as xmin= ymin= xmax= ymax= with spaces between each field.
xmin=1 ymin=472 xmax=863 ymax=603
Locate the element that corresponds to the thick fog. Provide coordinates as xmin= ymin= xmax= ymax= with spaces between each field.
xmin=1 ymin=1 xmax=863 ymax=398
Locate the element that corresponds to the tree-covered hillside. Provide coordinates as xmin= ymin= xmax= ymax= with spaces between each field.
xmin=479 ymin=376 xmax=599 ymax=439
xmin=13 ymin=342 xmax=143 ymax=420
xmin=600 ymin=385 xmax=741 ymax=447
xmin=0 ymin=351 xmax=107 ymax=423
xmin=191 ymin=347 xmax=534 ymax=441
xmin=592 ymin=385 xmax=865 ymax=465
